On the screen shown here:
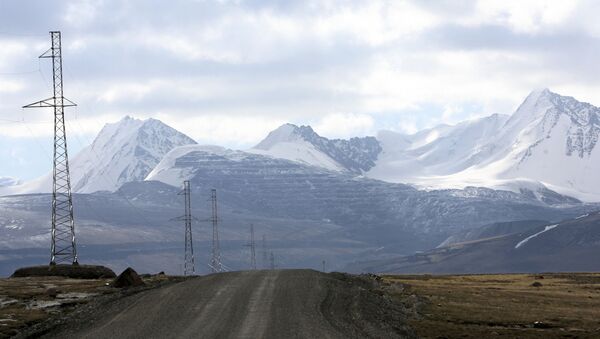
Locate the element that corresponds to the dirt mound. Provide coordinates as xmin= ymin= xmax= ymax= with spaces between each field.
xmin=11 ymin=265 xmax=116 ymax=279
xmin=112 ymin=267 xmax=145 ymax=288
xmin=320 ymin=271 xmax=416 ymax=338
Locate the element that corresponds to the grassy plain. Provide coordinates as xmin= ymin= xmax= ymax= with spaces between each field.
xmin=386 ymin=273 xmax=600 ymax=338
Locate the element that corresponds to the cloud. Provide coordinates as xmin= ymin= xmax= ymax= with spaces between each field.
xmin=313 ymin=113 xmax=375 ymax=138
xmin=153 ymin=113 xmax=287 ymax=149
xmin=313 ymin=1 xmax=439 ymax=46
xmin=396 ymin=117 xmax=419 ymax=135
xmin=469 ymin=0 xmax=579 ymax=34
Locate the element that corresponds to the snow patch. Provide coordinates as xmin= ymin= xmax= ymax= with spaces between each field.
xmin=515 ymin=224 xmax=558 ymax=249
xmin=248 ymin=140 xmax=344 ymax=172
xmin=146 ymin=144 xmax=247 ymax=187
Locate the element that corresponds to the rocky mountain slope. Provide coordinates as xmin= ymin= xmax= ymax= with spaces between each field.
xmin=146 ymin=144 xmax=588 ymax=250
xmin=348 ymin=211 xmax=600 ymax=274
xmin=249 ymin=123 xmax=381 ymax=173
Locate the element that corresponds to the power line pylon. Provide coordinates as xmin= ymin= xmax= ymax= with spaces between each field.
xmin=244 ymin=224 xmax=257 ymax=270
xmin=24 ymin=31 xmax=78 ymax=266
xmin=209 ymin=189 xmax=223 ymax=273
xmin=262 ymin=234 xmax=268 ymax=269
xmin=270 ymin=251 xmax=275 ymax=270
xmin=176 ymin=181 xmax=195 ymax=276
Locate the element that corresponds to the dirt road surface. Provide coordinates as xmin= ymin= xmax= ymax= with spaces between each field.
xmin=40 ymin=269 xmax=414 ymax=339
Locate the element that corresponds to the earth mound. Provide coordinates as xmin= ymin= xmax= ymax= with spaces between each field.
xmin=11 ymin=264 xmax=116 ymax=279
xmin=112 ymin=267 xmax=145 ymax=288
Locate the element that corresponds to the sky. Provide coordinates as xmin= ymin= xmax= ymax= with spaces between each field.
xmin=1 ymin=0 xmax=600 ymax=181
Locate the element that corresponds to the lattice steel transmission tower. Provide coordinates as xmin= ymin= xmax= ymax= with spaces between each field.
xmin=270 ymin=251 xmax=275 ymax=270
xmin=24 ymin=31 xmax=78 ymax=265
xmin=177 ymin=181 xmax=195 ymax=276
xmin=262 ymin=234 xmax=268 ymax=269
xmin=244 ymin=224 xmax=257 ymax=270
xmin=209 ymin=189 xmax=224 ymax=273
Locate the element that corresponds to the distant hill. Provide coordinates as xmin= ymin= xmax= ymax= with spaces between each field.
xmin=347 ymin=211 xmax=600 ymax=274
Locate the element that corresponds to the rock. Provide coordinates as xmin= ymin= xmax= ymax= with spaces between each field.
xmin=45 ymin=288 xmax=59 ymax=298
xmin=531 ymin=282 xmax=543 ymax=287
xmin=112 ymin=268 xmax=145 ymax=288
xmin=533 ymin=321 xmax=552 ymax=329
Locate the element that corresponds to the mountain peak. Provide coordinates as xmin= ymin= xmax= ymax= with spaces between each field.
xmin=254 ymin=123 xmax=318 ymax=150
xmin=519 ymin=88 xmax=554 ymax=108
xmin=251 ymin=123 xmax=381 ymax=173
xmin=70 ymin=116 xmax=197 ymax=193
xmin=530 ymin=87 xmax=551 ymax=97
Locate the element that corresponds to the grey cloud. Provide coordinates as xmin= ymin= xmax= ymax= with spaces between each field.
xmin=2 ymin=0 xmax=600 ymax=135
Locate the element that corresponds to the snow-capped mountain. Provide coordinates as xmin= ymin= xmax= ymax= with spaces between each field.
xmin=363 ymin=89 xmax=600 ymax=201
xmin=69 ymin=116 xmax=197 ymax=193
xmin=244 ymin=89 xmax=600 ymax=201
xmin=8 ymin=116 xmax=196 ymax=194
xmin=490 ymin=89 xmax=600 ymax=199
xmin=7 ymin=88 xmax=598 ymax=202
xmin=248 ymin=123 xmax=381 ymax=173
xmin=367 ymin=113 xmax=509 ymax=181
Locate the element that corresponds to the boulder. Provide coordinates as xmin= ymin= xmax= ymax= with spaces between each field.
xmin=112 ymin=267 xmax=145 ymax=288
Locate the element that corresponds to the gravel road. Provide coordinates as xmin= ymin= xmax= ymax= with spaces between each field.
xmin=42 ymin=269 xmax=415 ymax=339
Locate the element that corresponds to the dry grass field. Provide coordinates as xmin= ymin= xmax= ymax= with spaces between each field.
xmin=385 ymin=273 xmax=600 ymax=338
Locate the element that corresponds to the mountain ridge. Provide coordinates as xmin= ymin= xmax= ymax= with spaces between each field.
xmin=2 ymin=116 xmax=196 ymax=194
xmin=250 ymin=123 xmax=382 ymax=173
xmin=4 ymin=88 xmax=600 ymax=201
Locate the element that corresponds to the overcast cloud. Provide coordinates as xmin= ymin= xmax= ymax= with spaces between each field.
xmin=1 ymin=0 xmax=600 ymax=180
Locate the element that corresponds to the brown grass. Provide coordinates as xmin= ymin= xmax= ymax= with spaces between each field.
xmin=385 ymin=273 xmax=600 ymax=338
